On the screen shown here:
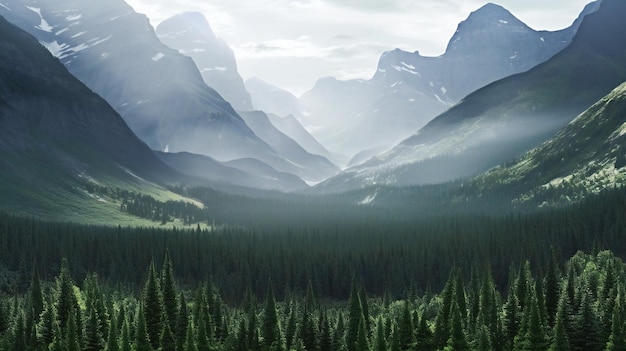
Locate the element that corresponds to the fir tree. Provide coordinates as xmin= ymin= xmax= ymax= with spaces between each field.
xmin=318 ymin=311 xmax=333 ymax=351
xmin=105 ymin=308 xmax=119 ymax=351
xmin=261 ymin=281 xmax=281 ymax=350
xmin=550 ymin=298 xmax=570 ymax=351
xmin=176 ymin=293 xmax=189 ymax=351
xmin=415 ymin=312 xmax=435 ymax=351
xmin=444 ymin=301 xmax=470 ymax=351
xmin=56 ymin=258 xmax=78 ymax=337
xmin=396 ymin=301 xmax=414 ymax=350
xmin=372 ymin=317 xmax=387 ymax=351
xmin=84 ymin=304 xmax=105 ymax=351
xmin=66 ymin=311 xmax=81 ymax=351
xmin=346 ymin=281 xmax=363 ymax=351
xmin=161 ymin=252 xmax=179 ymax=336
xmin=159 ymin=318 xmax=176 ymax=351
xmin=355 ymin=315 xmax=370 ymax=351
xmin=604 ymin=298 xmax=625 ymax=351
xmin=120 ymin=318 xmax=132 ymax=351
xmin=183 ymin=319 xmax=198 ymax=351
xmin=29 ymin=267 xmax=44 ymax=322
xmin=520 ymin=288 xmax=548 ymax=351
xmin=135 ymin=304 xmax=153 ymax=351
xmin=143 ymin=261 xmax=164 ymax=350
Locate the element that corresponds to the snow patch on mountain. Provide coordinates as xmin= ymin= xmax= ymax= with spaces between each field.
xmin=27 ymin=7 xmax=53 ymax=32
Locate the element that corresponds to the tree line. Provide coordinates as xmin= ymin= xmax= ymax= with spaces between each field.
xmin=0 ymin=249 xmax=624 ymax=350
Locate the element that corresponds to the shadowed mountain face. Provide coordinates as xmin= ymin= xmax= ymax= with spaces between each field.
xmin=0 ymin=14 xmax=185 ymax=218
xmin=156 ymin=11 xmax=253 ymax=112
xmin=0 ymin=0 xmax=284 ymax=166
xmin=318 ymin=0 xmax=625 ymax=192
xmin=298 ymin=2 xmax=599 ymax=165
xmin=473 ymin=81 xmax=626 ymax=206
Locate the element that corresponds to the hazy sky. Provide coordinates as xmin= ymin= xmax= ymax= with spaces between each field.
xmin=125 ymin=0 xmax=593 ymax=96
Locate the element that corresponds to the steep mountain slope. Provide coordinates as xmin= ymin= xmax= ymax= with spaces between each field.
xmin=238 ymin=111 xmax=339 ymax=183
xmin=156 ymin=11 xmax=252 ymax=111
xmin=0 ymin=0 xmax=281 ymax=165
xmin=245 ymin=77 xmax=303 ymax=121
xmin=0 ymin=14 xmax=195 ymax=223
xmin=319 ymin=0 xmax=625 ymax=192
xmin=156 ymin=152 xmax=307 ymax=192
xmin=265 ymin=113 xmax=336 ymax=164
xmin=475 ymin=81 xmax=626 ymax=206
xmin=299 ymin=2 xmax=598 ymax=164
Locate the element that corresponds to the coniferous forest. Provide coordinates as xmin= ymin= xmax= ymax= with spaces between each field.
xmin=1 ymin=186 xmax=626 ymax=350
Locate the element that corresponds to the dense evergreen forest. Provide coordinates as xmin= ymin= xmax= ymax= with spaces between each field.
xmin=1 ymin=187 xmax=626 ymax=350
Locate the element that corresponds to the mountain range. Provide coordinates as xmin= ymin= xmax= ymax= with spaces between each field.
xmin=0 ymin=13 xmax=192 ymax=222
xmin=0 ymin=0 xmax=340 ymax=186
xmin=318 ymin=0 xmax=625 ymax=192
xmin=297 ymin=2 xmax=600 ymax=165
xmin=1 ymin=0 xmax=625 ymax=222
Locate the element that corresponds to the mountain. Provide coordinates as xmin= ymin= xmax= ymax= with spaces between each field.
xmin=265 ymin=112 xmax=337 ymax=163
xmin=238 ymin=111 xmax=339 ymax=183
xmin=474 ymin=81 xmax=626 ymax=206
xmin=245 ymin=77 xmax=303 ymax=121
xmin=156 ymin=11 xmax=253 ymax=111
xmin=319 ymin=0 xmax=625 ymax=192
xmin=156 ymin=152 xmax=307 ymax=192
xmin=299 ymin=2 xmax=598 ymax=164
xmin=0 ymin=14 xmax=195 ymax=223
xmin=0 ymin=0 xmax=282 ymax=165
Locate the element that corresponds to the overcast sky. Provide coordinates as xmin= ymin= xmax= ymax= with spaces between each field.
xmin=125 ymin=0 xmax=593 ymax=96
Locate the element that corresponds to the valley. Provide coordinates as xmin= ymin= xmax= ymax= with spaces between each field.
xmin=1 ymin=0 xmax=626 ymax=349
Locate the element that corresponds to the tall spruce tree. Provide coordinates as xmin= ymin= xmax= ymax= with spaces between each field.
xmin=261 ymin=281 xmax=281 ymax=350
xmin=161 ymin=251 xmax=178 ymax=334
xmin=143 ymin=262 xmax=163 ymax=350
xmin=346 ymin=280 xmax=363 ymax=351
xmin=444 ymin=300 xmax=470 ymax=351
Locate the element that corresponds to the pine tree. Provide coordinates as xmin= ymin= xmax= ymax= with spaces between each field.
xmin=550 ymin=298 xmax=570 ymax=351
xmin=159 ymin=318 xmax=176 ymax=351
xmin=196 ymin=312 xmax=211 ymax=351
xmin=29 ymin=267 xmax=44 ymax=322
xmin=261 ymin=281 xmax=281 ymax=350
xmin=415 ymin=312 xmax=434 ymax=351
xmin=66 ymin=311 xmax=81 ymax=351
xmin=544 ymin=252 xmax=561 ymax=328
xmin=161 ymin=251 xmax=178 ymax=335
xmin=396 ymin=301 xmax=414 ymax=350
xmin=444 ymin=301 xmax=470 ymax=351
xmin=284 ymin=301 xmax=297 ymax=351
xmin=359 ymin=285 xmax=371 ymax=336
xmin=319 ymin=310 xmax=333 ymax=351
xmin=84 ymin=304 xmax=105 ymax=351
xmin=346 ymin=280 xmax=363 ymax=351
xmin=520 ymin=288 xmax=549 ymax=351
xmin=105 ymin=308 xmax=119 ymax=351
xmin=176 ymin=293 xmax=189 ymax=351
xmin=571 ymin=290 xmax=602 ymax=351
xmin=372 ymin=317 xmax=387 ymax=351
xmin=56 ymin=258 xmax=78 ymax=337
xmin=143 ymin=261 xmax=164 ymax=350
xmin=12 ymin=311 xmax=26 ymax=351
xmin=120 ymin=317 xmax=132 ymax=351
xmin=434 ymin=270 xmax=456 ymax=349
xmin=38 ymin=296 xmax=55 ymax=347
xmin=604 ymin=298 xmax=625 ymax=351
xmin=355 ymin=314 xmax=370 ymax=351
xmin=183 ymin=319 xmax=198 ymax=351
xmin=135 ymin=304 xmax=153 ymax=351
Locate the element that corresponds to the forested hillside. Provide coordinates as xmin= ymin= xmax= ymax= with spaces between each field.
xmin=1 ymin=186 xmax=626 ymax=350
